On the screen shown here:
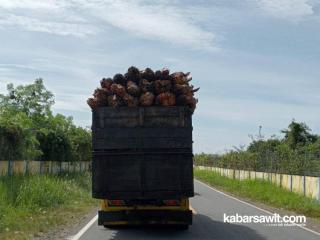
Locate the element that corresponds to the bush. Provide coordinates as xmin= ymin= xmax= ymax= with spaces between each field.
xmin=16 ymin=176 xmax=69 ymax=208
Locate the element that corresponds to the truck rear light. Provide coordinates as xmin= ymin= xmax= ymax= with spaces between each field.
xmin=108 ymin=200 xmax=126 ymax=206
xmin=163 ymin=199 xmax=180 ymax=206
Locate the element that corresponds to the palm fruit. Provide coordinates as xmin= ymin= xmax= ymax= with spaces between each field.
xmin=107 ymin=94 xmax=124 ymax=108
xmin=93 ymin=88 xmax=110 ymax=107
xmin=171 ymin=72 xmax=192 ymax=85
xmin=154 ymin=80 xmax=171 ymax=94
xmin=140 ymin=79 xmax=154 ymax=93
xmin=110 ymin=83 xmax=127 ymax=97
xmin=127 ymin=80 xmax=140 ymax=96
xmin=155 ymin=92 xmax=176 ymax=106
xmin=141 ymin=68 xmax=155 ymax=81
xmin=113 ymin=74 xmax=126 ymax=85
xmin=123 ymin=94 xmax=139 ymax=107
xmin=126 ymin=66 xmax=141 ymax=83
xmin=87 ymin=98 xmax=98 ymax=109
xmin=139 ymin=92 xmax=155 ymax=106
xmin=100 ymin=78 xmax=113 ymax=89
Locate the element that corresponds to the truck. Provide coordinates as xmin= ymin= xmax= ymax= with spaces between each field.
xmin=91 ymin=106 xmax=194 ymax=228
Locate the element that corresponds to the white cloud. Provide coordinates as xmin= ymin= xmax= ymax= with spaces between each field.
xmin=0 ymin=0 xmax=217 ymax=50
xmin=53 ymin=93 xmax=89 ymax=112
xmin=0 ymin=0 xmax=64 ymax=9
xmin=0 ymin=15 xmax=98 ymax=37
xmin=256 ymin=0 xmax=315 ymax=21
xmin=84 ymin=0 xmax=217 ymax=50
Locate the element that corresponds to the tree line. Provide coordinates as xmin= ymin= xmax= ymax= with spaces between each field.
xmin=195 ymin=121 xmax=320 ymax=176
xmin=0 ymin=79 xmax=91 ymax=162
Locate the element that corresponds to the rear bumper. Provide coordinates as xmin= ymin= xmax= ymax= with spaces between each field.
xmin=98 ymin=209 xmax=192 ymax=226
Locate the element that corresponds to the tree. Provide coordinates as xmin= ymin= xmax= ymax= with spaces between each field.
xmin=281 ymin=120 xmax=317 ymax=149
xmin=0 ymin=78 xmax=92 ymax=162
xmin=0 ymin=78 xmax=54 ymax=117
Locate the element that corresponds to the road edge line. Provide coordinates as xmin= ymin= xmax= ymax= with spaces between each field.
xmin=195 ymin=179 xmax=320 ymax=237
xmin=69 ymin=214 xmax=98 ymax=240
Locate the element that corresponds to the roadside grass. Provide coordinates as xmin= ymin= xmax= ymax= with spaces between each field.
xmin=0 ymin=172 xmax=98 ymax=240
xmin=194 ymin=168 xmax=320 ymax=220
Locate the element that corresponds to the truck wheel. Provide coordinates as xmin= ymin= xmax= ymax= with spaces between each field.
xmin=103 ymin=225 xmax=113 ymax=229
xmin=177 ymin=225 xmax=189 ymax=230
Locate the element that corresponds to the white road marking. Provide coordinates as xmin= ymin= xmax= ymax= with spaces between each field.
xmin=195 ymin=179 xmax=320 ymax=237
xmin=68 ymin=214 xmax=98 ymax=240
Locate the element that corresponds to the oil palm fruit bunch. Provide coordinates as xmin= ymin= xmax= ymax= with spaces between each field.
xmin=100 ymin=78 xmax=113 ymax=89
xmin=154 ymin=80 xmax=171 ymax=94
xmin=140 ymin=68 xmax=155 ymax=81
xmin=127 ymin=80 xmax=140 ymax=96
xmin=87 ymin=66 xmax=199 ymax=112
xmin=140 ymin=79 xmax=154 ymax=93
xmin=155 ymin=92 xmax=176 ymax=106
xmin=139 ymin=92 xmax=155 ymax=106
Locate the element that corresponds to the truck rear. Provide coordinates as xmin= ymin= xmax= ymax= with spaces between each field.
xmin=91 ymin=106 xmax=194 ymax=228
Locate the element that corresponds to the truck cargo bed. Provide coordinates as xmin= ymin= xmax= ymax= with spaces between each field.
xmin=91 ymin=107 xmax=194 ymax=199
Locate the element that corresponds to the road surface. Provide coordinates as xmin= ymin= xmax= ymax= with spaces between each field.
xmin=74 ymin=180 xmax=320 ymax=240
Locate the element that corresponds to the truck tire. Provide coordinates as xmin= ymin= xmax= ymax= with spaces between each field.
xmin=177 ymin=225 xmax=189 ymax=230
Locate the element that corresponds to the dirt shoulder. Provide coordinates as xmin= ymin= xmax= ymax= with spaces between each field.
xmin=35 ymin=206 xmax=99 ymax=240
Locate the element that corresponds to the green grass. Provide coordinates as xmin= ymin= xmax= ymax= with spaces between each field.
xmin=0 ymin=172 xmax=97 ymax=240
xmin=194 ymin=168 xmax=320 ymax=219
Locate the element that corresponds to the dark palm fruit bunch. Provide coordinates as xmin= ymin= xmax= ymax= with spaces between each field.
xmin=176 ymin=95 xmax=197 ymax=111
xmin=123 ymin=94 xmax=139 ymax=107
xmin=126 ymin=66 xmax=141 ymax=83
xmin=87 ymin=98 xmax=98 ymax=109
xmin=140 ymin=79 xmax=154 ymax=93
xmin=161 ymin=68 xmax=170 ymax=79
xmin=154 ymin=70 xmax=162 ymax=80
xmin=154 ymin=80 xmax=172 ymax=94
xmin=140 ymin=68 xmax=155 ymax=81
xmin=100 ymin=78 xmax=113 ymax=89
xmin=139 ymin=92 xmax=155 ymax=106
xmin=110 ymin=83 xmax=127 ymax=97
xmin=155 ymin=92 xmax=176 ymax=106
xmin=107 ymin=94 xmax=124 ymax=108
xmin=127 ymin=80 xmax=140 ymax=96
xmin=113 ymin=74 xmax=127 ymax=85
xmin=93 ymin=88 xmax=110 ymax=106
xmin=171 ymin=72 xmax=192 ymax=85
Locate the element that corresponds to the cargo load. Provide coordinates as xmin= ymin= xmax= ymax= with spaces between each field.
xmin=87 ymin=66 xmax=199 ymax=111
xmin=89 ymin=66 xmax=198 ymax=227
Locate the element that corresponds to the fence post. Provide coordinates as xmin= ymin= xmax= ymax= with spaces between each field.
xmin=303 ymin=175 xmax=306 ymax=196
xmin=318 ymin=177 xmax=320 ymax=201
xmin=8 ymin=160 xmax=13 ymax=176
xmin=25 ymin=160 xmax=28 ymax=175
xmin=290 ymin=175 xmax=293 ymax=192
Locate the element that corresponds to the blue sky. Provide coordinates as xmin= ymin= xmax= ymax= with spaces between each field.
xmin=0 ymin=0 xmax=319 ymax=153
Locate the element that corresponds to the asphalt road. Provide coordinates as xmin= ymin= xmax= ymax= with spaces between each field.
xmin=76 ymin=180 xmax=320 ymax=240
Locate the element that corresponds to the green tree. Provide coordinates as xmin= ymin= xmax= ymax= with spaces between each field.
xmin=0 ymin=78 xmax=54 ymax=117
xmin=0 ymin=79 xmax=92 ymax=162
xmin=281 ymin=120 xmax=317 ymax=149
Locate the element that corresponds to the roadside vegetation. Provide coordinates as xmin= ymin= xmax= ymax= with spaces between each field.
xmin=0 ymin=172 xmax=97 ymax=240
xmin=194 ymin=169 xmax=320 ymax=219
xmin=0 ymin=79 xmax=91 ymax=162
xmin=0 ymin=80 xmax=95 ymax=239
xmin=195 ymin=122 xmax=320 ymax=176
